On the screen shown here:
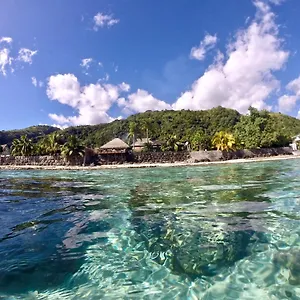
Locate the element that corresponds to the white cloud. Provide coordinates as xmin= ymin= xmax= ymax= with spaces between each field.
xmin=32 ymin=77 xmax=37 ymax=87
xmin=18 ymin=48 xmax=38 ymax=64
xmin=119 ymin=82 xmax=130 ymax=92
xmin=0 ymin=37 xmax=13 ymax=44
xmin=81 ymin=58 xmax=93 ymax=69
xmin=0 ymin=39 xmax=38 ymax=76
xmin=98 ymin=73 xmax=110 ymax=82
xmin=173 ymin=0 xmax=289 ymax=113
xmin=286 ymin=76 xmax=300 ymax=97
xmin=52 ymin=123 xmax=69 ymax=129
xmin=277 ymin=76 xmax=300 ymax=113
xmin=278 ymin=95 xmax=298 ymax=112
xmin=93 ymin=13 xmax=119 ymax=31
xmin=190 ymin=34 xmax=217 ymax=61
xmin=119 ymin=89 xmax=171 ymax=113
xmin=0 ymin=48 xmax=12 ymax=76
xmin=48 ymin=113 xmax=70 ymax=124
xmin=269 ymin=0 xmax=286 ymax=5
xmin=47 ymin=74 xmax=81 ymax=108
xmin=32 ymin=76 xmax=44 ymax=88
xmin=47 ymin=73 xmax=128 ymax=126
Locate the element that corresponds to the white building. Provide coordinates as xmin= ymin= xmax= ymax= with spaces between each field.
xmin=291 ymin=135 xmax=300 ymax=151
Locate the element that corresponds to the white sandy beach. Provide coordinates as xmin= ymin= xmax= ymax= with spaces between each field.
xmin=0 ymin=154 xmax=299 ymax=171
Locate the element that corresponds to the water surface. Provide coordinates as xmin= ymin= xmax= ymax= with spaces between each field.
xmin=1 ymin=159 xmax=300 ymax=299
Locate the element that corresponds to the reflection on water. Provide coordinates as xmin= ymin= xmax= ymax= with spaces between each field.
xmin=0 ymin=160 xmax=300 ymax=299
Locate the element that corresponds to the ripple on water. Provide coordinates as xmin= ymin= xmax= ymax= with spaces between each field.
xmin=1 ymin=160 xmax=300 ymax=299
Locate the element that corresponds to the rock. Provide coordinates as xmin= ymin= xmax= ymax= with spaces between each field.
xmin=129 ymin=188 xmax=261 ymax=278
xmin=273 ymin=248 xmax=300 ymax=285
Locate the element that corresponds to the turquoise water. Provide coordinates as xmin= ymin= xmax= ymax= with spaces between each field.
xmin=1 ymin=159 xmax=300 ymax=299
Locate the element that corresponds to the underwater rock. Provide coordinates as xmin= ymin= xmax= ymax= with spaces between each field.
xmin=129 ymin=187 xmax=265 ymax=278
xmin=273 ymin=248 xmax=300 ymax=285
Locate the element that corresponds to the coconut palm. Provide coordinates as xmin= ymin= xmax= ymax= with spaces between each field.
xmin=212 ymin=131 xmax=236 ymax=151
xmin=141 ymin=119 xmax=152 ymax=143
xmin=44 ymin=132 xmax=62 ymax=155
xmin=11 ymin=135 xmax=35 ymax=156
xmin=162 ymin=135 xmax=181 ymax=152
xmin=128 ymin=121 xmax=137 ymax=148
xmin=61 ymin=135 xmax=85 ymax=160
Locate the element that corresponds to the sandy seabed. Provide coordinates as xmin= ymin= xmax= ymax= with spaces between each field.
xmin=0 ymin=155 xmax=299 ymax=171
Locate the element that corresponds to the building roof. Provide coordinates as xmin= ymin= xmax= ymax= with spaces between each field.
xmin=132 ymin=138 xmax=152 ymax=147
xmin=100 ymin=138 xmax=130 ymax=149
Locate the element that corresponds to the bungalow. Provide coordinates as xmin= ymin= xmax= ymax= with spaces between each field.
xmin=98 ymin=138 xmax=131 ymax=164
xmin=132 ymin=138 xmax=163 ymax=152
xmin=132 ymin=138 xmax=151 ymax=152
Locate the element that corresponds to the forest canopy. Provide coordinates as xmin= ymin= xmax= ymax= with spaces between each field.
xmin=1 ymin=107 xmax=300 ymax=151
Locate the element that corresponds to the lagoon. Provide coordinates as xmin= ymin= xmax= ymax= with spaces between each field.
xmin=1 ymin=159 xmax=300 ymax=299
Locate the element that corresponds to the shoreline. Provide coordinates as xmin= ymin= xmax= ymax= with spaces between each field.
xmin=0 ymin=154 xmax=299 ymax=171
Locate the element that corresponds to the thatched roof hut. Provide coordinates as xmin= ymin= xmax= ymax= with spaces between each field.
xmin=100 ymin=138 xmax=130 ymax=150
xmin=98 ymin=138 xmax=131 ymax=164
xmin=132 ymin=138 xmax=151 ymax=147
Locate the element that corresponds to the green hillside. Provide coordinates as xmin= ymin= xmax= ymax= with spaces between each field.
xmin=61 ymin=106 xmax=241 ymax=147
xmin=0 ymin=125 xmax=59 ymax=145
xmin=1 ymin=107 xmax=300 ymax=150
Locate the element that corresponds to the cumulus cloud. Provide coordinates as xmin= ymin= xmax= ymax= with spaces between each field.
xmin=190 ymin=34 xmax=217 ymax=61
xmin=173 ymin=0 xmax=289 ymax=113
xmin=286 ymin=76 xmax=300 ymax=97
xmin=46 ymin=0 xmax=294 ymax=124
xmin=0 ymin=37 xmax=13 ymax=44
xmin=278 ymin=76 xmax=300 ymax=113
xmin=93 ymin=13 xmax=119 ymax=30
xmin=48 ymin=113 xmax=70 ymax=124
xmin=118 ymin=89 xmax=171 ymax=113
xmin=47 ymin=73 xmax=127 ymax=126
xmin=278 ymin=95 xmax=298 ymax=112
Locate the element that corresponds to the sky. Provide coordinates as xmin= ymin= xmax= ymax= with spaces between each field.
xmin=1 ymin=0 xmax=300 ymax=130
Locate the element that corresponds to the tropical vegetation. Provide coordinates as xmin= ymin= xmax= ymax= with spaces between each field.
xmin=61 ymin=136 xmax=85 ymax=160
xmin=3 ymin=106 xmax=300 ymax=156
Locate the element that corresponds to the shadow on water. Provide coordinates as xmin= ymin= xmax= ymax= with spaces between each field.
xmin=0 ymin=176 xmax=111 ymax=295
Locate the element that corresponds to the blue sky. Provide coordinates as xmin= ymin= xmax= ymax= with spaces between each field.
xmin=1 ymin=0 xmax=300 ymax=130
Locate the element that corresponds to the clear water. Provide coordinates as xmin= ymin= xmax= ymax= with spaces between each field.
xmin=1 ymin=159 xmax=300 ymax=299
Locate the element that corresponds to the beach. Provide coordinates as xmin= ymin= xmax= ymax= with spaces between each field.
xmin=0 ymin=154 xmax=299 ymax=170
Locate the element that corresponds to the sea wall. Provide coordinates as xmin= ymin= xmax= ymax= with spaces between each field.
xmin=133 ymin=151 xmax=190 ymax=163
xmin=189 ymin=147 xmax=293 ymax=163
xmin=0 ymin=155 xmax=83 ymax=166
xmin=0 ymin=147 xmax=294 ymax=166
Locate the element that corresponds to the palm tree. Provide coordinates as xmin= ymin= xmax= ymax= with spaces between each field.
xmin=44 ymin=132 xmax=62 ymax=155
xmin=11 ymin=135 xmax=35 ymax=156
xmin=212 ymin=131 xmax=236 ymax=151
xmin=128 ymin=122 xmax=137 ymax=148
xmin=162 ymin=135 xmax=181 ymax=152
xmin=61 ymin=135 xmax=85 ymax=161
xmin=141 ymin=119 xmax=151 ymax=143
